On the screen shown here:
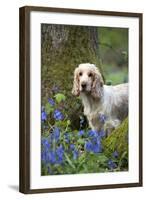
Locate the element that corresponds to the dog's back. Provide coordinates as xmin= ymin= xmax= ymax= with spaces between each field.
xmin=103 ymin=83 xmax=128 ymax=121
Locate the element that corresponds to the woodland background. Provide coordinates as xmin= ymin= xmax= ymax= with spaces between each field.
xmin=41 ymin=24 xmax=128 ymax=129
xmin=41 ymin=24 xmax=128 ymax=175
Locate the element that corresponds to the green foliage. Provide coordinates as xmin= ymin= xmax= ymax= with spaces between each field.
xmin=98 ymin=27 xmax=128 ymax=85
xmin=45 ymin=102 xmax=54 ymax=114
xmin=54 ymin=93 xmax=66 ymax=103
xmin=105 ymin=65 xmax=128 ymax=85
xmin=41 ymin=92 xmax=128 ymax=175
xmin=98 ymin=27 xmax=128 ymax=66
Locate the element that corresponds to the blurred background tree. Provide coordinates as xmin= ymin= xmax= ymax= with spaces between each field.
xmin=98 ymin=27 xmax=128 ymax=85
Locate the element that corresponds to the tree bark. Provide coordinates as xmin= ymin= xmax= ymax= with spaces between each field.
xmin=41 ymin=24 xmax=101 ymax=103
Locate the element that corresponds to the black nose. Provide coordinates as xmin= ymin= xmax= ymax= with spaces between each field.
xmin=81 ymin=83 xmax=86 ymax=88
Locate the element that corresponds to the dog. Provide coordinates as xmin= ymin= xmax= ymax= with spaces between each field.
xmin=72 ymin=63 xmax=128 ymax=133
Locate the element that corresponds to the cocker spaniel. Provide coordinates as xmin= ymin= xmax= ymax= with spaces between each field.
xmin=72 ymin=63 xmax=128 ymax=133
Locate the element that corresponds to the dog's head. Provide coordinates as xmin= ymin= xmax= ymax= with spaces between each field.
xmin=72 ymin=63 xmax=104 ymax=99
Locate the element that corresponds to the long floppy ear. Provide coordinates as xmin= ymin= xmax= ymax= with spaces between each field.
xmin=72 ymin=68 xmax=80 ymax=96
xmin=91 ymin=67 xmax=104 ymax=99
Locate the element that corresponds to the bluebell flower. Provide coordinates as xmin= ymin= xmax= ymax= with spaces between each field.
xmin=92 ymin=139 xmax=102 ymax=153
xmin=73 ymin=149 xmax=78 ymax=160
xmin=56 ymin=145 xmax=64 ymax=157
xmin=98 ymin=113 xmax=107 ymax=123
xmin=64 ymin=133 xmax=70 ymax=143
xmin=41 ymin=138 xmax=51 ymax=149
xmin=41 ymin=151 xmax=47 ymax=164
xmin=41 ymin=111 xmax=47 ymax=121
xmin=53 ymin=127 xmax=60 ymax=141
xmin=91 ymin=134 xmax=100 ymax=143
xmin=53 ymin=109 xmax=64 ymax=121
xmin=41 ymin=147 xmax=50 ymax=164
xmin=48 ymin=98 xmax=55 ymax=106
xmin=88 ymin=130 xmax=98 ymax=137
xmin=85 ymin=141 xmax=93 ymax=152
xmin=48 ymin=151 xmax=56 ymax=164
xmin=78 ymin=130 xmax=84 ymax=136
xmin=99 ymin=130 xmax=106 ymax=138
xmin=56 ymin=145 xmax=64 ymax=164
xmin=112 ymin=151 xmax=119 ymax=158
xmin=108 ymin=159 xmax=117 ymax=170
xmin=70 ymin=144 xmax=75 ymax=150
xmin=56 ymin=156 xmax=63 ymax=164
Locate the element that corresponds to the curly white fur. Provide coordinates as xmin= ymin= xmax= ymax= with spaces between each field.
xmin=72 ymin=63 xmax=128 ymax=133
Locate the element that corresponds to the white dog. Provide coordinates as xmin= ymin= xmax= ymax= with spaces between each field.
xmin=72 ymin=63 xmax=128 ymax=133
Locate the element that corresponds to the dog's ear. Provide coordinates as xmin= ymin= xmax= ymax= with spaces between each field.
xmin=91 ymin=68 xmax=104 ymax=99
xmin=72 ymin=68 xmax=80 ymax=96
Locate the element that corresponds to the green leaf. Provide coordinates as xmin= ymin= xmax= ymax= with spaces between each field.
xmin=97 ymin=154 xmax=108 ymax=163
xmin=64 ymin=153 xmax=76 ymax=170
xmin=54 ymin=93 xmax=66 ymax=103
xmin=77 ymin=138 xmax=85 ymax=145
xmin=45 ymin=102 xmax=54 ymax=114
xmin=66 ymin=120 xmax=71 ymax=125
xmin=77 ymin=154 xmax=86 ymax=169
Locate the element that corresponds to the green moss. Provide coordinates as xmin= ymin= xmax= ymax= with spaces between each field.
xmin=102 ymin=118 xmax=128 ymax=157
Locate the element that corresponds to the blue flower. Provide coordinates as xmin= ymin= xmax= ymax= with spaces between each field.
xmin=41 ymin=111 xmax=47 ymax=121
xmin=53 ymin=109 xmax=64 ymax=121
xmin=85 ymin=136 xmax=102 ymax=153
xmin=48 ymin=151 xmax=56 ymax=164
xmin=91 ymin=134 xmax=99 ymax=143
xmin=56 ymin=145 xmax=64 ymax=164
xmin=70 ymin=144 xmax=75 ymax=150
xmin=41 ymin=144 xmax=52 ymax=164
xmin=49 ymin=127 xmax=60 ymax=142
xmin=88 ymin=130 xmax=98 ymax=137
xmin=85 ymin=141 xmax=93 ymax=152
xmin=41 ymin=138 xmax=51 ymax=149
xmin=92 ymin=139 xmax=102 ymax=153
xmin=56 ymin=156 xmax=63 ymax=164
xmin=41 ymin=151 xmax=47 ymax=164
xmin=53 ymin=127 xmax=60 ymax=141
xmin=98 ymin=113 xmax=107 ymax=124
xmin=99 ymin=130 xmax=106 ymax=138
xmin=48 ymin=98 xmax=55 ymax=106
xmin=73 ymin=149 xmax=78 ymax=160
xmin=64 ymin=133 xmax=70 ymax=143
xmin=112 ymin=151 xmax=119 ymax=158
xmin=78 ymin=130 xmax=84 ymax=136
xmin=108 ymin=160 xmax=117 ymax=170
xmin=56 ymin=145 xmax=64 ymax=157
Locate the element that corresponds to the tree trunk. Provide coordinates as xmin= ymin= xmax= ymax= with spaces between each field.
xmin=41 ymin=24 xmax=100 ymax=103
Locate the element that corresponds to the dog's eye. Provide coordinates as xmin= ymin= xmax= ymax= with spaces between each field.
xmin=79 ymin=72 xmax=82 ymax=76
xmin=88 ymin=73 xmax=92 ymax=77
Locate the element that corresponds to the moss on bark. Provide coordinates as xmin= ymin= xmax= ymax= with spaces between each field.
xmin=102 ymin=118 xmax=128 ymax=157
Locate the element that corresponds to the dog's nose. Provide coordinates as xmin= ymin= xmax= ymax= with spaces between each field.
xmin=81 ymin=83 xmax=86 ymax=88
